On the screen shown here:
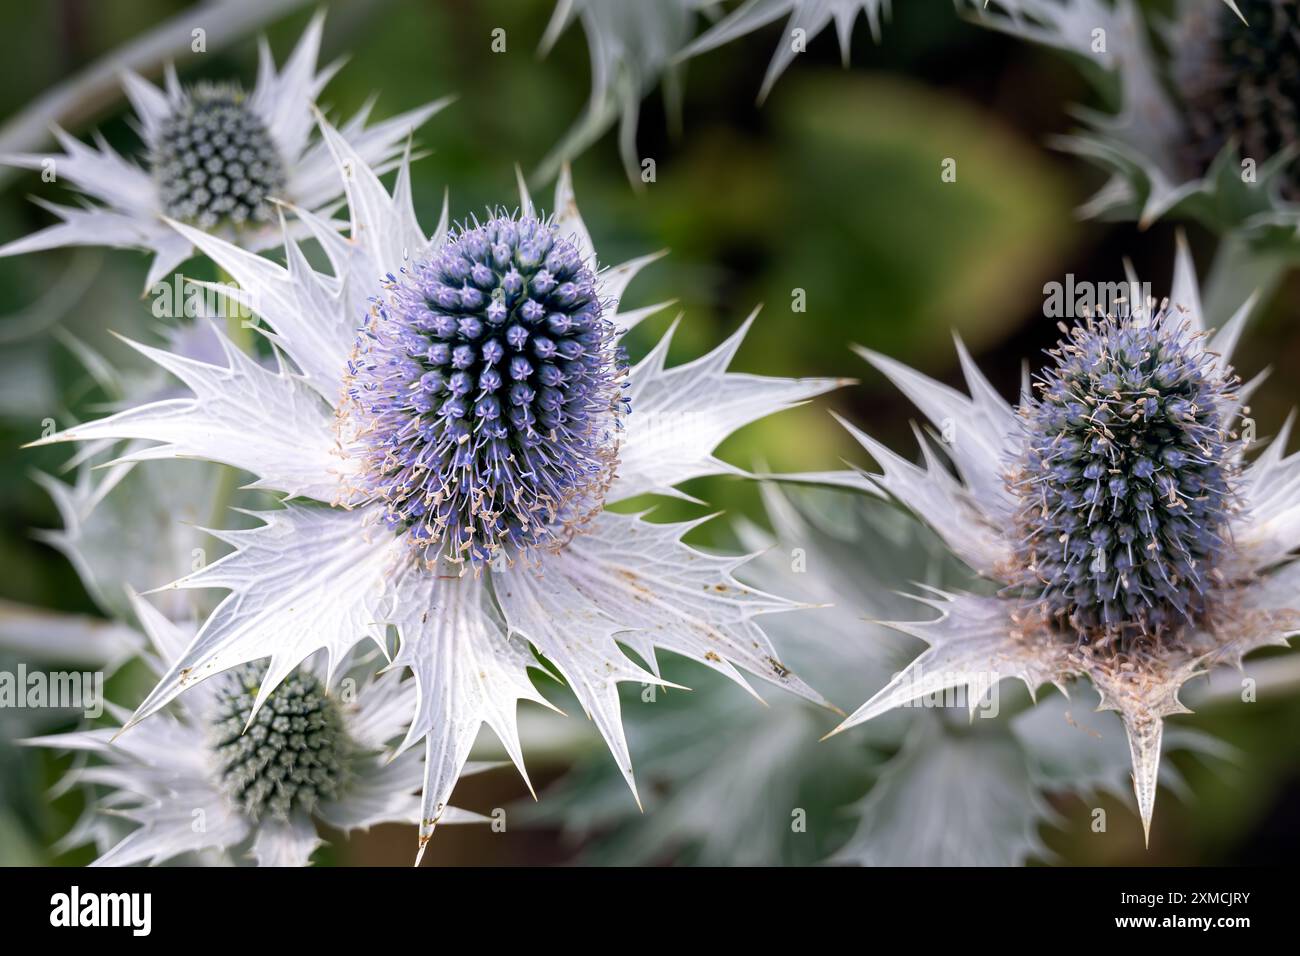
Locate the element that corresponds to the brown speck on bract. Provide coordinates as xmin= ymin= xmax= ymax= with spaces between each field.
xmin=767 ymin=657 xmax=790 ymax=679
xmin=616 ymin=567 xmax=653 ymax=599
xmin=1063 ymin=710 xmax=1103 ymax=740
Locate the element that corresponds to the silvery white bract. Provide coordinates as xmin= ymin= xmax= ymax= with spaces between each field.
xmin=0 ymin=12 xmax=450 ymax=289
xmin=974 ymin=0 xmax=1298 ymax=239
xmin=538 ymin=0 xmax=710 ymax=184
xmin=527 ymin=483 xmax=925 ymax=864
xmin=3 ymin=327 xmax=227 ymax=673
xmin=32 ymin=121 xmax=845 ymax=862
xmin=32 ymin=321 xmax=243 ymax=624
xmin=529 ymin=484 xmax=1224 ymax=864
xmin=811 ymin=238 xmax=1300 ymax=844
xmin=23 ymin=591 xmax=487 ymax=867
xmin=680 ymin=0 xmax=895 ymax=103
xmin=538 ymin=0 xmax=904 ymax=180
xmin=35 ymin=457 xmax=225 ymax=624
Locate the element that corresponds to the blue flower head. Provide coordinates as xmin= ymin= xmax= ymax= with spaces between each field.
xmin=346 ymin=211 xmax=627 ymax=568
xmin=1013 ymin=307 xmax=1240 ymax=645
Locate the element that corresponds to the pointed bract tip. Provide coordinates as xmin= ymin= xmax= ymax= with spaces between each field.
xmin=820 ymin=720 xmax=850 ymax=742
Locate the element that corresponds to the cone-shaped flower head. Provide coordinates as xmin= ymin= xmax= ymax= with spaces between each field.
xmin=23 ymin=594 xmax=487 ymax=866
xmin=0 ymin=12 xmax=449 ymax=289
xmin=1014 ymin=311 xmax=1238 ymax=641
xmin=806 ymin=238 xmax=1300 ymax=844
xmin=212 ymin=664 xmax=351 ymax=822
xmin=151 ymin=82 xmax=287 ymax=230
xmin=344 ymin=214 xmax=625 ymax=567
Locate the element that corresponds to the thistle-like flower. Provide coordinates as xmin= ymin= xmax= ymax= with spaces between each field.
xmin=24 ymin=592 xmax=486 ymax=866
xmin=31 ymin=120 xmax=844 ymax=861
xmin=975 ymin=0 xmax=1299 ymax=236
xmin=1012 ymin=312 xmax=1236 ymax=641
xmin=816 ymin=238 xmax=1300 ymax=843
xmin=0 ymin=12 xmax=449 ymax=288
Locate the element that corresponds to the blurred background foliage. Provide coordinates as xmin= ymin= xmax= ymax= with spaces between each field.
xmin=0 ymin=0 xmax=1297 ymax=866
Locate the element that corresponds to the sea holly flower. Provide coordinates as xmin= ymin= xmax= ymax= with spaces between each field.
xmin=31 ymin=122 xmax=844 ymax=861
xmin=0 ymin=12 xmax=450 ymax=289
xmin=814 ymin=238 xmax=1300 ymax=843
xmin=23 ymin=591 xmax=487 ymax=866
xmin=1171 ymin=0 xmax=1298 ymax=202
xmin=974 ymin=0 xmax=1299 ymax=240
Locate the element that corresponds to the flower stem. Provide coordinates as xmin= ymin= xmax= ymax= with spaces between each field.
xmin=218 ymin=265 xmax=254 ymax=355
xmin=208 ymin=265 xmax=250 ymax=529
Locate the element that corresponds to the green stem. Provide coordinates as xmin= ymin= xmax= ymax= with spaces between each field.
xmin=207 ymin=452 xmax=243 ymax=531
xmin=217 ymin=265 xmax=254 ymax=355
xmin=208 ymin=265 xmax=251 ymax=529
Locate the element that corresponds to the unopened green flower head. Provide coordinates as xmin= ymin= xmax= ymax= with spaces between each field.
xmin=211 ymin=664 xmax=350 ymax=822
xmin=151 ymin=82 xmax=287 ymax=229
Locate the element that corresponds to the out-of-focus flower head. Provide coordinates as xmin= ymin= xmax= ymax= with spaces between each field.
xmin=0 ymin=12 xmax=450 ymax=289
xmin=975 ymin=0 xmax=1300 ymax=241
